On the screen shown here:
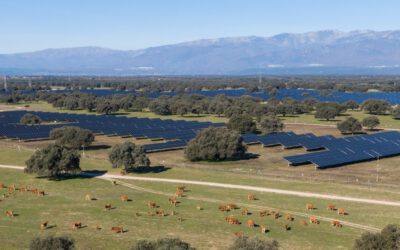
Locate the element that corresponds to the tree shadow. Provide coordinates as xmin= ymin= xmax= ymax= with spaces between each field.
xmin=86 ymin=145 xmax=111 ymax=150
xmin=127 ymin=166 xmax=170 ymax=174
xmin=40 ymin=170 xmax=108 ymax=181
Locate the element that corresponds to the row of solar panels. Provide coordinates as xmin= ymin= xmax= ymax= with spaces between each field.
xmin=0 ymin=111 xmax=224 ymax=141
xmin=49 ymin=88 xmax=400 ymax=104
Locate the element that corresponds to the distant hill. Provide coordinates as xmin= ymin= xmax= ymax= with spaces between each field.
xmin=1 ymin=30 xmax=400 ymax=75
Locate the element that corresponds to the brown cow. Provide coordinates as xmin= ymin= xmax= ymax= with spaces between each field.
xmin=168 ymin=197 xmax=177 ymax=206
xmin=177 ymin=185 xmax=186 ymax=192
xmin=327 ymin=204 xmax=336 ymax=211
xmin=148 ymin=201 xmax=157 ymax=209
xmin=273 ymin=212 xmax=280 ymax=219
xmin=0 ymin=183 xmax=5 ymax=188
xmin=73 ymin=222 xmax=82 ymax=229
xmin=96 ymin=225 xmax=102 ymax=230
xmin=260 ymin=225 xmax=268 ymax=234
xmin=85 ymin=194 xmax=92 ymax=201
xmin=284 ymin=224 xmax=290 ymax=231
xmin=111 ymin=226 xmax=123 ymax=233
xmin=226 ymin=204 xmax=238 ymax=210
xmin=175 ymin=191 xmax=184 ymax=197
xmin=30 ymin=188 xmax=39 ymax=195
xmin=247 ymin=219 xmax=256 ymax=227
xmin=120 ymin=195 xmax=129 ymax=202
xmin=225 ymin=215 xmax=240 ymax=225
xmin=309 ymin=216 xmax=319 ymax=224
xmin=338 ymin=208 xmax=346 ymax=215
xmin=285 ymin=213 xmax=293 ymax=221
xmin=218 ymin=204 xmax=229 ymax=212
xmin=156 ymin=209 xmax=165 ymax=217
xmin=259 ymin=209 xmax=268 ymax=217
xmin=38 ymin=190 xmax=45 ymax=196
xmin=105 ymin=204 xmax=112 ymax=210
xmin=247 ymin=194 xmax=256 ymax=201
xmin=241 ymin=208 xmax=249 ymax=216
xmin=306 ymin=203 xmax=315 ymax=210
xmin=331 ymin=220 xmax=342 ymax=228
xmin=5 ymin=210 xmax=14 ymax=217
xmin=41 ymin=221 xmax=48 ymax=230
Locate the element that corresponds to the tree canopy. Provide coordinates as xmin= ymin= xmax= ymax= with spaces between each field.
xmin=227 ymin=114 xmax=257 ymax=133
xmin=20 ymin=113 xmax=42 ymax=125
xmin=362 ymin=116 xmax=380 ymax=130
xmin=30 ymin=236 xmax=75 ymax=250
xmin=25 ymin=144 xmax=81 ymax=178
xmin=362 ymin=99 xmax=391 ymax=115
xmin=337 ymin=117 xmax=362 ymax=134
xmin=109 ymin=142 xmax=150 ymax=170
xmin=185 ymin=127 xmax=247 ymax=161
xmin=50 ymin=126 xmax=94 ymax=149
xmin=315 ymin=106 xmax=338 ymax=121
xmin=131 ymin=238 xmax=194 ymax=250
xmin=229 ymin=236 xmax=279 ymax=250
xmin=354 ymin=224 xmax=400 ymax=250
xmin=259 ymin=115 xmax=284 ymax=134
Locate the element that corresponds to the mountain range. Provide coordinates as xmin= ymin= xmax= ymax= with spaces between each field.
xmin=1 ymin=30 xmax=400 ymax=75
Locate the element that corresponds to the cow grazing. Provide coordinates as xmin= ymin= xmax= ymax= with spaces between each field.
xmin=176 ymin=185 xmax=186 ymax=192
xmin=171 ymin=210 xmax=176 ymax=216
xmin=175 ymin=191 xmax=184 ymax=197
xmin=105 ymin=204 xmax=112 ymax=210
xmin=261 ymin=225 xmax=268 ymax=234
xmin=306 ymin=203 xmax=315 ymax=210
xmin=120 ymin=195 xmax=129 ymax=202
xmin=168 ymin=197 xmax=177 ymax=206
xmin=247 ymin=194 xmax=256 ymax=201
xmin=327 ymin=204 xmax=336 ymax=211
xmin=226 ymin=204 xmax=238 ymax=210
xmin=38 ymin=191 xmax=45 ymax=196
xmin=331 ymin=220 xmax=342 ymax=228
xmin=156 ymin=209 xmax=165 ymax=217
xmin=309 ymin=216 xmax=319 ymax=224
xmin=196 ymin=205 xmax=203 ymax=211
xmin=73 ymin=222 xmax=82 ymax=229
xmin=273 ymin=212 xmax=280 ymax=219
xmin=41 ymin=221 xmax=48 ymax=230
xmin=96 ymin=225 xmax=102 ymax=230
xmin=241 ymin=208 xmax=249 ymax=216
xmin=338 ymin=208 xmax=346 ymax=215
xmin=148 ymin=201 xmax=157 ymax=209
xmin=5 ymin=210 xmax=14 ymax=217
xmin=259 ymin=209 xmax=268 ymax=217
xmin=285 ymin=213 xmax=294 ymax=221
xmin=111 ymin=226 xmax=123 ymax=233
xmin=218 ymin=204 xmax=229 ymax=212
xmin=225 ymin=216 xmax=240 ymax=225
xmin=0 ymin=183 xmax=5 ymax=188
xmin=30 ymin=188 xmax=39 ymax=195
xmin=247 ymin=219 xmax=256 ymax=227
xmin=284 ymin=224 xmax=290 ymax=231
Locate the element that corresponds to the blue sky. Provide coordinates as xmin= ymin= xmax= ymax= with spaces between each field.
xmin=0 ymin=0 xmax=399 ymax=53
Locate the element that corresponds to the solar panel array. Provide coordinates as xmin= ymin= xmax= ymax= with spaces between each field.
xmin=0 ymin=111 xmax=224 ymax=151
xmin=50 ymin=88 xmax=400 ymax=104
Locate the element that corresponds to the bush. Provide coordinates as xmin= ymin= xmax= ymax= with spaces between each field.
xmin=392 ymin=106 xmax=400 ymax=119
xmin=185 ymin=127 xmax=247 ymax=161
xmin=50 ymin=126 xmax=94 ymax=149
xmin=25 ymin=144 xmax=81 ymax=178
xmin=362 ymin=116 xmax=380 ymax=130
xmin=229 ymin=236 xmax=279 ymax=250
xmin=29 ymin=235 xmax=75 ymax=250
xmin=337 ymin=117 xmax=362 ymax=134
xmin=259 ymin=115 xmax=284 ymax=134
xmin=227 ymin=114 xmax=257 ymax=133
xmin=131 ymin=238 xmax=194 ymax=250
xmin=354 ymin=224 xmax=400 ymax=250
xmin=20 ymin=113 xmax=42 ymax=125
xmin=109 ymin=142 xmax=150 ymax=170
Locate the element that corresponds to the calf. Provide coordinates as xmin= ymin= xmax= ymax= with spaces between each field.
xmin=105 ymin=204 xmax=112 ymax=210
xmin=5 ymin=210 xmax=14 ymax=217
xmin=85 ymin=194 xmax=92 ymax=201
xmin=111 ymin=226 xmax=123 ymax=233
xmin=259 ymin=209 xmax=268 ymax=217
xmin=285 ymin=213 xmax=293 ymax=221
xmin=284 ymin=224 xmax=290 ymax=231
xmin=260 ymin=225 xmax=268 ymax=234
xmin=241 ymin=208 xmax=249 ymax=216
